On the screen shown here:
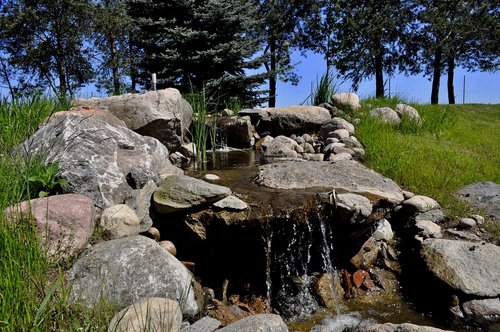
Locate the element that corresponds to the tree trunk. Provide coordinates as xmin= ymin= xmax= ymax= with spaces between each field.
xmin=269 ymin=37 xmax=276 ymax=108
xmin=110 ymin=35 xmax=121 ymax=95
xmin=447 ymin=53 xmax=455 ymax=104
xmin=129 ymin=33 xmax=137 ymax=92
xmin=431 ymin=44 xmax=442 ymax=104
xmin=374 ymin=37 xmax=384 ymax=98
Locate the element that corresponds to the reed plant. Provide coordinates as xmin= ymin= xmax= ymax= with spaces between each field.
xmin=309 ymin=70 xmax=342 ymax=106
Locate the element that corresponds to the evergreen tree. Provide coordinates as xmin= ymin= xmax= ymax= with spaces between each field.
xmin=416 ymin=0 xmax=499 ymax=104
xmin=0 ymin=0 xmax=94 ymax=98
xmin=321 ymin=0 xmax=417 ymax=98
xmin=128 ymin=0 xmax=267 ymax=108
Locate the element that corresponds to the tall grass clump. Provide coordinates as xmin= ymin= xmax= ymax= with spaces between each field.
xmin=309 ymin=70 xmax=341 ymax=106
xmin=185 ymin=91 xmax=218 ymax=168
xmin=356 ymin=102 xmax=500 ymax=221
xmin=0 ymin=95 xmax=117 ymax=330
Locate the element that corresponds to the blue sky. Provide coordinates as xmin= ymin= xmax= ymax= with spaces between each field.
xmin=275 ymin=51 xmax=500 ymax=106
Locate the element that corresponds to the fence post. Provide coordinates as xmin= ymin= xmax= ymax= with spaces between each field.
xmin=152 ymin=73 xmax=157 ymax=91
xmin=462 ymin=75 xmax=465 ymax=104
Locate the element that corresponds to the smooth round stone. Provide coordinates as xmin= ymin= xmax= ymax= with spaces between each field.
xmin=458 ymin=217 xmax=477 ymax=229
xmin=159 ymin=240 xmax=177 ymax=256
xmin=204 ymin=174 xmax=221 ymax=181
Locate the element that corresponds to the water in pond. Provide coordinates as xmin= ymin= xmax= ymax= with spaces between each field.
xmin=183 ymin=149 xmax=487 ymax=332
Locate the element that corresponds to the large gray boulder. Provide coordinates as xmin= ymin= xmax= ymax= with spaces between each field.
xmin=369 ymin=107 xmax=401 ymax=125
xmin=154 ymin=175 xmax=231 ymax=214
xmin=74 ymin=89 xmax=193 ymax=152
xmin=69 ymin=235 xmax=198 ymax=316
xmin=239 ymin=106 xmax=331 ymax=136
xmin=331 ymin=92 xmax=361 ymax=112
xmin=255 ymin=160 xmax=404 ymax=205
xmin=458 ymin=181 xmax=500 ymax=220
xmin=420 ymin=239 xmax=500 ymax=297
xmin=217 ymin=314 xmax=288 ymax=332
xmin=4 ymin=194 xmax=94 ymax=261
xmin=21 ymin=112 xmax=181 ymax=214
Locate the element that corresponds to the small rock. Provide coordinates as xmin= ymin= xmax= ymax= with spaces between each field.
xmin=394 ymin=104 xmax=421 ymax=123
xmin=462 ymin=298 xmax=500 ymax=320
xmin=303 ymin=153 xmax=325 ymax=162
xmin=414 ymin=209 xmax=446 ymax=224
xmin=369 ymin=107 xmax=400 ymax=125
xmin=295 ymin=136 xmax=305 ymax=145
xmin=331 ymin=129 xmax=350 ymax=140
xmin=146 ymin=227 xmax=161 ymax=241
xmin=170 ymin=151 xmax=190 ymax=164
xmin=302 ymin=133 xmax=314 ymax=145
xmin=108 ymin=297 xmax=182 ymax=332
xmin=213 ymin=195 xmax=248 ymax=211
xmin=363 ymin=323 xmax=453 ymax=332
xmin=471 ymin=214 xmax=485 ymax=225
xmin=331 ymin=92 xmax=361 ymax=112
xmin=303 ymin=142 xmax=315 ymax=154
xmin=204 ymin=174 xmax=221 ymax=181
xmin=458 ymin=217 xmax=476 ymax=229
xmin=352 ymin=148 xmax=365 ymax=159
xmin=179 ymin=142 xmax=197 ymax=158
xmin=350 ymin=237 xmax=380 ymax=270
xmin=255 ymin=135 xmax=274 ymax=150
xmin=329 ymin=152 xmax=352 ymax=162
xmin=336 ymin=193 xmax=373 ymax=224
xmin=295 ymin=145 xmax=304 ymax=153
xmin=319 ymin=118 xmax=355 ymax=139
xmin=180 ymin=316 xmax=221 ymax=332
xmin=353 ymin=270 xmax=368 ymax=288
xmin=124 ymin=180 xmax=157 ymax=232
xmin=325 ymin=137 xmax=340 ymax=145
xmin=372 ymin=219 xmax=393 ymax=242
xmin=221 ymin=108 xmax=234 ymax=117
xmin=332 ymin=146 xmax=355 ymax=156
xmin=314 ymin=272 xmax=343 ymax=309
xmin=217 ymin=313 xmax=288 ymax=332
xmin=402 ymin=195 xmax=440 ymax=213
xmin=445 ymin=229 xmax=482 ymax=241
xmin=415 ymin=220 xmax=442 ymax=238
xmin=403 ymin=191 xmax=415 ymax=199
xmin=159 ymin=240 xmax=177 ymax=256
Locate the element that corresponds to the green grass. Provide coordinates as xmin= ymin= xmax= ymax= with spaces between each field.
xmin=356 ymin=98 xmax=500 ymax=227
xmin=0 ymin=95 xmax=116 ymax=331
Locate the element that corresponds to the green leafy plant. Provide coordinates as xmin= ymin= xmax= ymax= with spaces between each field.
xmin=27 ymin=162 xmax=68 ymax=198
xmin=309 ymin=70 xmax=342 ymax=106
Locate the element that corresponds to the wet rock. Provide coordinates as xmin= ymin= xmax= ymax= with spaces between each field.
xmin=394 ymin=104 xmax=421 ymax=123
xmin=420 ymin=239 xmax=500 ymax=297
xmin=217 ymin=314 xmax=288 ymax=332
xmin=204 ymin=174 xmax=221 ymax=181
xmin=170 ymin=151 xmax=190 ymax=165
xmin=458 ymin=181 xmax=500 ymax=220
xmin=107 ymin=297 xmax=182 ymax=332
xmin=124 ymin=180 xmax=157 ymax=232
xmin=206 ymin=299 xmax=252 ymax=327
xmin=336 ymin=193 xmax=373 ymax=224
xmin=21 ymin=112 xmax=181 ymax=214
xmin=74 ymin=88 xmax=193 ymax=152
xmin=179 ymin=142 xmax=197 ymax=158
xmin=153 ymin=175 xmax=231 ymax=214
xmin=353 ymin=270 xmax=368 ymax=288
xmin=213 ymin=195 xmax=248 ymax=211
xmin=256 ymin=160 xmax=404 ymax=205
xmin=369 ymin=107 xmax=401 ymax=125
xmin=311 ymin=313 xmax=373 ymax=332
xmin=239 ymin=106 xmax=331 ymax=136
xmin=69 ymin=235 xmax=198 ymax=315
xmin=462 ymin=298 xmax=500 ymax=321
xmin=217 ymin=116 xmax=256 ymax=148
xmin=318 ymin=117 xmax=355 ymax=139
xmin=314 ymin=272 xmax=344 ymax=309
xmin=458 ymin=217 xmax=476 ymax=229
xmin=350 ymin=237 xmax=380 ymax=270
xmin=331 ymin=92 xmax=361 ymax=112
xmin=402 ymin=195 xmax=440 ymax=213
xmin=254 ymin=135 xmax=274 ymax=150
xmin=363 ymin=322 xmax=453 ymax=332
xmin=100 ymin=204 xmax=141 ymax=239
xmin=3 ymin=194 xmax=94 ymax=261
xmin=180 ymin=316 xmax=221 ymax=332
xmin=373 ymin=219 xmax=393 ymax=242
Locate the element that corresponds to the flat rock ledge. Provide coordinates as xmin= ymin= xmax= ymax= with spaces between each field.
xmin=420 ymin=239 xmax=500 ymax=297
xmin=255 ymin=159 xmax=404 ymax=205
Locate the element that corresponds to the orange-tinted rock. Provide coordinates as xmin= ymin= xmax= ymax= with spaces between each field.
xmin=362 ymin=275 xmax=377 ymax=290
xmin=159 ymin=240 xmax=177 ymax=256
xmin=353 ymin=270 xmax=368 ymax=288
xmin=207 ymin=299 xmax=252 ymax=326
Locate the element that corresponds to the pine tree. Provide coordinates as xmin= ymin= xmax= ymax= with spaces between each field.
xmin=128 ymin=0 xmax=267 ymax=108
